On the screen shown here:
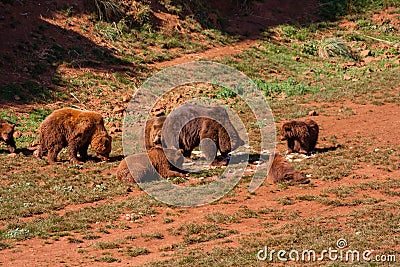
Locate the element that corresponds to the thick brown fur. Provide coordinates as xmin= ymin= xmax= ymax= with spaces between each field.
xmin=116 ymin=147 xmax=185 ymax=184
xmin=145 ymin=116 xmax=166 ymax=150
xmin=281 ymin=119 xmax=319 ymax=154
xmin=179 ymin=117 xmax=233 ymax=166
xmin=34 ymin=108 xmax=112 ymax=164
xmin=0 ymin=118 xmax=16 ymax=153
xmin=162 ymin=104 xmax=245 ymax=166
xmin=268 ymin=153 xmax=309 ymax=184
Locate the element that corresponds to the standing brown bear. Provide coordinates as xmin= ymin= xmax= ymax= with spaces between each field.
xmin=0 ymin=118 xmax=16 ymax=153
xmin=34 ymin=107 xmax=112 ymax=164
xmin=267 ymin=153 xmax=309 ymax=184
xmin=281 ymin=119 xmax=319 ymax=154
xmin=145 ymin=116 xmax=166 ymax=150
xmin=116 ymin=147 xmax=185 ymax=184
xmin=162 ymin=104 xmax=245 ymax=166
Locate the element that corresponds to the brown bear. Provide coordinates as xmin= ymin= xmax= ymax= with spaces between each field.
xmin=34 ymin=107 xmax=112 ymax=164
xmin=0 ymin=118 xmax=16 ymax=153
xmin=116 ymin=147 xmax=185 ymax=184
xmin=281 ymin=119 xmax=319 ymax=154
xmin=162 ymin=104 xmax=245 ymax=166
xmin=145 ymin=116 xmax=166 ymax=150
xmin=267 ymin=153 xmax=309 ymax=184
xmin=178 ymin=117 xmax=232 ymax=166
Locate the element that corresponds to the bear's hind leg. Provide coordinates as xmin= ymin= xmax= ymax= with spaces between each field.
xmin=47 ymin=144 xmax=63 ymax=164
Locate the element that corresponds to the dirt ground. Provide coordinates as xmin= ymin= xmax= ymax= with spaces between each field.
xmin=2 ymin=62 xmax=399 ymax=267
xmin=0 ymin=1 xmax=399 ymax=266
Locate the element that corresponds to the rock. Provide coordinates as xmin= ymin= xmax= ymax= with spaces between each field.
xmin=13 ymin=131 xmax=22 ymax=139
xmin=360 ymin=50 xmax=371 ymax=57
xmin=14 ymin=95 xmax=21 ymax=101
xmin=363 ymin=56 xmax=376 ymax=64
xmin=31 ymin=141 xmax=40 ymax=147
xmin=110 ymin=126 xmax=122 ymax=134
xmin=292 ymin=56 xmax=301 ymax=62
xmin=340 ymin=62 xmax=356 ymax=69
xmin=320 ymin=87 xmax=327 ymax=91
xmin=308 ymin=110 xmax=318 ymax=116
xmin=24 ymin=131 xmax=34 ymax=137
xmin=7 ymin=153 xmax=18 ymax=158
xmin=303 ymin=69 xmax=314 ymax=75
xmin=113 ymin=106 xmax=125 ymax=114
xmin=122 ymin=95 xmax=130 ymax=102
xmin=343 ymin=74 xmax=352 ymax=81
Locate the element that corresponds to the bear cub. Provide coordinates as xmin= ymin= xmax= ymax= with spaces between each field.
xmin=268 ymin=153 xmax=309 ymax=184
xmin=116 ymin=147 xmax=186 ymax=184
xmin=0 ymin=118 xmax=16 ymax=153
xmin=281 ymin=119 xmax=319 ymax=154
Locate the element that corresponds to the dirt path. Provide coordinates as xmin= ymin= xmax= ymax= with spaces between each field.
xmin=152 ymin=39 xmax=257 ymax=69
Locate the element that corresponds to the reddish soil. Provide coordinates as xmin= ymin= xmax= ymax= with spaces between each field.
xmin=1 ymin=100 xmax=399 ymax=267
xmin=152 ymin=39 xmax=257 ymax=69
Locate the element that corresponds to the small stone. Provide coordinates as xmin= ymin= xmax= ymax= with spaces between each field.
xmin=360 ymin=49 xmax=371 ymax=57
xmin=308 ymin=110 xmax=318 ymax=116
xmin=13 ymin=131 xmax=22 ymax=139
xmin=24 ymin=131 xmax=34 ymax=137
xmin=110 ymin=126 xmax=122 ymax=134
xmin=302 ymin=69 xmax=314 ymax=75
xmin=374 ymin=148 xmax=380 ymax=152
xmin=292 ymin=56 xmax=301 ymax=62
xmin=7 ymin=153 xmax=17 ymax=158
xmin=113 ymin=106 xmax=125 ymax=114
xmin=14 ymin=95 xmax=21 ymax=101
xmin=31 ymin=141 xmax=40 ymax=147
xmin=363 ymin=56 xmax=375 ymax=64
xmin=343 ymin=74 xmax=352 ymax=80
xmin=320 ymin=87 xmax=327 ymax=91
xmin=122 ymin=95 xmax=130 ymax=102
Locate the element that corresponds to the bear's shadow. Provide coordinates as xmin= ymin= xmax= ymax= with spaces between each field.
xmin=0 ymin=148 xmax=35 ymax=156
xmin=314 ymin=144 xmax=342 ymax=154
